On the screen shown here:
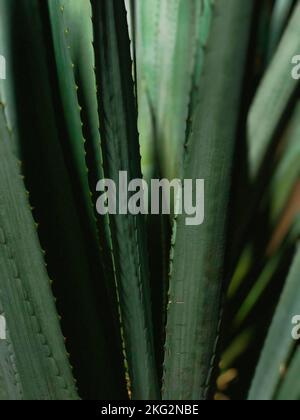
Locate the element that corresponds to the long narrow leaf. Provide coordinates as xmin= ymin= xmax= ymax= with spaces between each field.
xmin=4 ymin=0 xmax=127 ymax=399
xmin=0 ymin=105 xmax=78 ymax=400
xmin=276 ymin=347 xmax=300 ymax=400
xmin=267 ymin=0 xmax=294 ymax=61
xmin=92 ymin=0 xmax=159 ymax=400
xmin=249 ymin=243 xmax=300 ymax=400
xmin=163 ymin=0 xmax=253 ymax=400
xmin=248 ymin=2 xmax=300 ymax=180
xmin=136 ymin=0 xmax=213 ymax=180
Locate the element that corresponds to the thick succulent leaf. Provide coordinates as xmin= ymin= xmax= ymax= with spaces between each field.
xmin=135 ymin=0 xmax=161 ymax=120
xmin=268 ymin=101 xmax=300 ymax=226
xmin=233 ymin=218 xmax=300 ymax=329
xmin=267 ymin=0 xmax=294 ymax=61
xmin=2 ymin=0 xmax=126 ymax=400
xmin=276 ymin=347 xmax=300 ymax=400
xmin=0 ymin=0 xmax=17 ymax=149
xmin=221 ymin=328 xmax=255 ymax=372
xmin=134 ymin=0 xmax=160 ymax=179
xmin=124 ymin=0 xmax=136 ymax=73
xmin=249 ymin=243 xmax=300 ymax=400
xmin=228 ymin=101 xmax=300 ymax=304
xmin=248 ymin=2 xmax=300 ymax=180
xmin=151 ymin=0 xmax=202 ymax=179
xmin=46 ymin=0 xmax=123 ymax=371
xmin=163 ymin=0 xmax=253 ymax=400
xmin=0 ymin=105 xmax=78 ymax=400
xmin=91 ymin=0 xmax=159 ymax=400
xmin=46 ymin=0 xmax=101 ymax=253
xmin=136 ymin=0 xmax=213 ymax=180
xmin=54 ymin=0 xmax=110 ymax=212
xmin=187 ymin=0 xmax=214 ymax=138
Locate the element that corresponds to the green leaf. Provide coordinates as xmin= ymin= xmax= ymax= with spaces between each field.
xmin=267 ymin=101 xmax=300 ymax=226
xmin=163 ymin=0 xmax=253 ymax=400
xmin=54 ymin=0 xmax=109 ymax=210
xmin=151 ymin=0 xmax=203 ymax=180
xmin=267 ymin=0 xmax=294 ymax=62
xmin=249 ymin=243 xmax=300 ymax=400
xmin=221 ymin=328 xmax=255 ymax=372
xmin=91 ymin=0 xmax=159 ymax=400
xmin=1 ymin=0 xmax=126 ymax=400
xmin=136 ymin=0 xmax=213 ymax=180
xmin=0 ymin=105 xmax=78 ymax=400
xmin=45 ymin=1 xmax=124 ymax=387
xmin=46 ymin=0 xmax=101 ymax=253
xmin=276 ymin=347 xmax=300 ymax=400
xmin=248 ymin=2 xmax=300 ymax=180
xmin=134 ymin=0 xmax=160 ymax=179
xmin=187 ymin=0 xmax=214 ymax=139
xmin=0 ymin=0 xmax=17 ymax=150
xmin=233 ymin=218 xmax=300 ymax=329
xmin=227 ymin=101 xmax=300 ymax=305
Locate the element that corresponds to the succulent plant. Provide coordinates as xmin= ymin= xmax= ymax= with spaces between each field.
xmin=0 ymin=0 xmax=299 ymax=401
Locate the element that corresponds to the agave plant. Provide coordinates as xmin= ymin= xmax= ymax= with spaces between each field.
xmin=0 ymin=0 xmax=299 ymax=401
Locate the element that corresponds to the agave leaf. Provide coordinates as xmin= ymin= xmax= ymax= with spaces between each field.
xmin=231 ymin=4 xmax=300 ymax=268
xmin=163 ymin=0 xmax=253 ymax=400
xmin=227 ymin=244 xmax=255 ymax=300
xmin=249 ymin=243 xmax=300 ymax=400
xmin=134 ymin=0 xmax=160 ymax=179
xmin=135 ymin=0 xmax=161 ymax=119
xmin=46 ymin=0 xmax=101 ymax=254
xmin=233 ymin=217 xmax=300 ymax=329
xmin=267 ymin=0 xmax=294 ymax=62
xmin=248 ymin=2 xmax=300 ymax=180
xmin=221 ymin=328 xmax=255 ymax=372
xmin=0 ymin=105 xmax=78 ymax=400
xmin=268 ymin=102 xmax=300 ymax=226
xmin=1 ymin=0 xmax=126 ymax=399
xmin=186 ymin=0 xmax=214 ymax=139
xmin=153 ymin=0 xmax=202 ymax=180
xmin=53 ymin=0 xmax=109 ymax=208
xmin=124 ymin=0 xmax=136 ymax=74
xmin=0 ymin=0 xmax=17 ymax=148
xmin=276 ymin=347 xmax=300 ymax=400
xmin=228 ymin=100 xmax=300 ymax=306
xmin=45 ymin=0 xmax=125 ymax=381
xmin=91 ymin=0 xmax=159 ymax=399
xmin=0 ymin=293 xmax=23 ymax=400
xmin=136 ymin=0 xmax=213 ymax=180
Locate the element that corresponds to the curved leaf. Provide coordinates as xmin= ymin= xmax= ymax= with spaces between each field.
xmin=92 ymin=0 xmax=159 ymax=400
xmin=249 ymin=244 xmax=300 ymax=400
xmin=248 ymin=3 xmax=300 ymax=180
xmin=0 ymin=105 xmax=78 ymax=400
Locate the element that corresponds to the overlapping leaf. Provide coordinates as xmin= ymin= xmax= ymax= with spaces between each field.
xmin=249 ymin=244 xmax=300 ymax=400
xmin=0 ymin=104 xmax=78 ymax=400
xmin=92 ymin=0 xmax=159 ymax=400
xmin=163 ymin=0 xmax=254 ymax=400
